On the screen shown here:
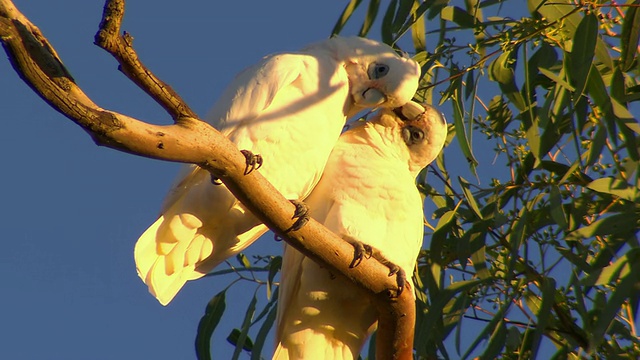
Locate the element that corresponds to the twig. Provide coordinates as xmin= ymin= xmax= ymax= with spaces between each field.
xmin=94 ymin=0 xmax=197 ymax=120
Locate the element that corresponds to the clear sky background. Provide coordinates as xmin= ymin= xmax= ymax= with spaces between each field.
xmin=0 ymin=1 xmax=564 ymax=359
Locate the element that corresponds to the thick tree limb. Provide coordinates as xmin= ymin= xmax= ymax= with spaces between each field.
xmin=0 ymin=0 xmax=415 ymax=358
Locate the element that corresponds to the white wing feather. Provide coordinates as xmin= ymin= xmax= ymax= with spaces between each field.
xmin=135 ymin=50 xmax=349 ymax=305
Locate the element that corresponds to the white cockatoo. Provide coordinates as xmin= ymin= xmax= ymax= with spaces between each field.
xmin=273 ymin=101 xmax=447 ymax=360
xmin=134 ymin=36 xmax=421 ymax=305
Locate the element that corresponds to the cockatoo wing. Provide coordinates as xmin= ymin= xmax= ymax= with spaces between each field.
xmin=206 ymin=53 xmax=307 ymax=134
xmin=135 ymin=54 xmax=337 ymax=306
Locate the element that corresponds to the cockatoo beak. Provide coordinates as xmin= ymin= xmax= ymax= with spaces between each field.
xmin=359 ymin=88 xmax=386 ymax=107
xmin=392 ymin=101 xmax=425 ymax=121
xmin=398 ymin=101 xmax=425 ymax=120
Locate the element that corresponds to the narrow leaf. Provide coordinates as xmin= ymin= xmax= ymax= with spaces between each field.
xmin=358 ymin=0 xmax=381 ymax=37
xmin=381 ymin=0 xmax=399 ymax=45
xmin=531 ymin=278 xmax=556 ymax=359
xmin=486 ymin=95 xmax=513 ymax=133
xmin=419 ymin=278 xmax=487 ymax=346
xmin=231 ymin=292 xmax=258 ymax=359
xmin=549 ymin=185 xmax=568 ymax=230
xmin=595 ymin=37 xmax=615 ymax=71
xmin=267 ymin=256 xmax=282 ymax=300
xmin=528 ymin=0 xmax=582 ymax=37
xmin=620 ymin=0 xmax=640 ymax=72
xmin=252 ymin=287 xmax=278 ymax=325
xmin=461 ymin=298 xmax=511 ymax=359
xmin=250 ymin=303 xmax=278 ymax=360
xmin=586 ymin=63 xmax=618 ymax=140
xmin=565 ymin=213 xmax=638 ymax=242
xmin=470 ymin=245 xmax=491 ymax=280
xmin=237 ymin=253 xmax=251 ymax=268
xmin=508 ymin=206 xmax=529 ymax=253
xmin=590 ymin=249 xmax=640 ymax=348
xmin=587 ymin=177 xmax=638 ymax=202
xmin=464 ymin=69 xmax=475 ymax=101
xmin=391 ymin=0 xmax=414 ymax=36
xmin=458 ymin=176 xmax=482 ymax=219
xmin=584 ymin=126 xmax=606 ymax=167
xmin=331 ymin=0 xmax=364 ymax=36
xmin=410 ymin=0 xmax=426 ymax=53
xmin=569 ymin=13 xmax=598 ymax=100
xmin=538 ymin=67 xmax=575 ymax=92
xmin=227 ymin=329 xmax=254 ymax=352
xmin=526 ymin=120 xmax=541 ymax=164
xmin=489 ymin=49 xmax=526 ymax=111
xmin=451 ymin=85 xmax=479 ymax=176
xmin=482 ymin=320 xmax=507 ymax=358
xmin=582 ymin=249 xmax=637 ymax=287
xmin=195 ymin=290 xmax=227 ymax=360
xmin=441 ymin=6 xmax=477 ymax=28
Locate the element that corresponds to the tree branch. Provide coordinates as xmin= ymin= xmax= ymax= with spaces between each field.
xmin=0 ymin=0 xmax=415 ymax=358
xmin=93 ymin=0 xmax=197 ymax=120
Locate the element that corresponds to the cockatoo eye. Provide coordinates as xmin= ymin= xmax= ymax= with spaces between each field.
xmin=402 ymin=126 xmax=425 ymax=146
xmin=368 ymin=63 xmax=390 ymax=79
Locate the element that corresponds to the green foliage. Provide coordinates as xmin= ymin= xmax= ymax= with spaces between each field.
xmin=199 ymin=0 xmax=640 ymax=358
xmin=195 ymin=255 xmax=280 ymax=360
xmin=195 ymin=289 xmax=227 ymax=360
xmin=363 ymin=0 xmax=638 ymax=358
xmin=344 ymin=0 xmax=640 ymax=358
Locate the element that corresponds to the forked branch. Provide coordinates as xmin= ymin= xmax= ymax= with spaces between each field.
xmin=0 ymin=0 xmax=415 ymax=358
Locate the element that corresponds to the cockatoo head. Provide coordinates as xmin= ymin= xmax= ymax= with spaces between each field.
xmin=321 ymin=37 xmax=421 ymax=114
xmin=380 ymin=100 xmax=448 ymax=174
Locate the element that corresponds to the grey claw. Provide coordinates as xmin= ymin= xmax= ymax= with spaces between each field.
xmin=349 ymin=242 xmax=373 ymax=268
xmin=210 ymin=175 xmax=223 ymax=185
xmin=342 ymin=234 xmax=407 ymax=297
xmin=392 ymin=268 xmax=406 ymax=296
xmin=288 ymin=200 xmax=310 ymax=232
xmin=241 ymin=149 xmax=263 ymax=175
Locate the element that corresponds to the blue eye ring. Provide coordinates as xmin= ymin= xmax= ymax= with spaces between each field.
xmin=368 ymin=63 xmax=390 ymax=80
xmin=375 ymin=64 xmax=389 ymax=78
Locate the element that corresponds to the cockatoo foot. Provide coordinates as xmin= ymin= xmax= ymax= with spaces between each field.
xmin=388 ymin=267 xmax=406 ymax=297
xmin=342 ymin=234 xmax=406 ymax=296
xmin=372 ymin=255 xmax=406 ymax=296
xmin=240 ymin=149 xmax=263 ymax=175
xmin=343 ymin=235 xmax=373 ymax=268
xmin=288 ymin=199 xmax=310 ymax=231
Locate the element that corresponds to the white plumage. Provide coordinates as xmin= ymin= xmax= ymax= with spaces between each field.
xmin=273 ymin=101 xmax=448 ymax=360
xmin=134 ymin=37 xmax=421 ymax=305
